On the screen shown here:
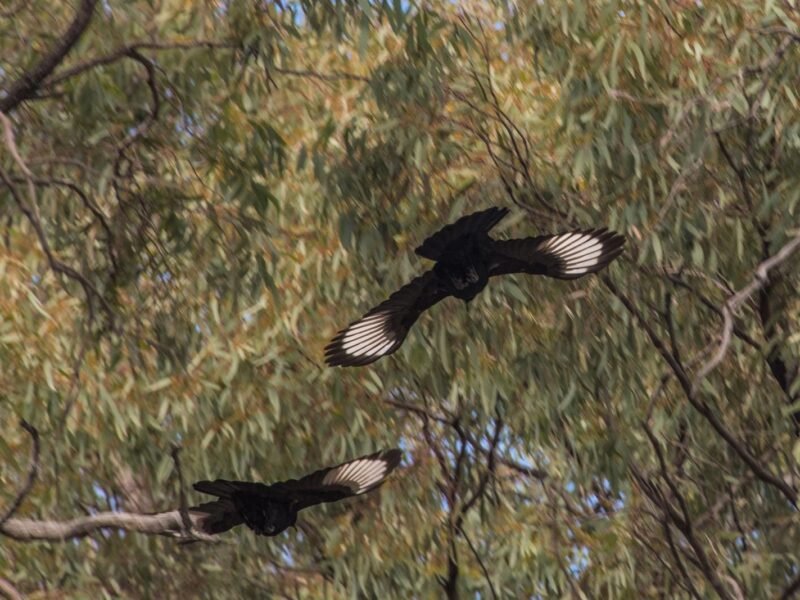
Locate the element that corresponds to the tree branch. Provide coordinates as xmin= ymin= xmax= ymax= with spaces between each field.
xmin=461 ymin=527 xmax=498 ymax=600
xmin=692 ymin=231 xmax=800 ymax=394
xmin=0 ymin=509 xmax=216 ymax=542
xmin=603 ymin=276 xmax=797 ymax=505
xmin=640 ymin=421 xmax=734 ymax=599
xmin=0 ymin=0 xmax=98 ymax=112
xmin=0 ymin=421 xmax=40 ymax=528
xmin=663 ymin=271 xmax=760 ymax=350
xmin=43 ymin=40 xmax=236 ymax=88
xmin=780 ymin=571 xmax=800 ymax=600
xmin=0 ymin=113 xmax=114 ymax=325
xmin=0 ymin=578 xmax=22 ymax=600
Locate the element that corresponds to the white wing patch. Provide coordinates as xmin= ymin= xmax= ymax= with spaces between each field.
xmin=322 ymin=457 xmax=390 ymax=494
xmin=340 ymin=311 xmax=397 ymax=358
xmin=542 ymin=232 xmax=605 ymax=275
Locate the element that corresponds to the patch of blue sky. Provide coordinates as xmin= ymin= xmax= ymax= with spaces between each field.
xmin=568 ymin=545 xmax=590 ymax=577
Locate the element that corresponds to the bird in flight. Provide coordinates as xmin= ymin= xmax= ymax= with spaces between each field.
xmin=191 ymin=449 xmax=402 ymax=536
xmin=325 ymin=206 xmax=625 ymax=367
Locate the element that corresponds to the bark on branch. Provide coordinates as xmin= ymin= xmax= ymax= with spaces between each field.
xmin=0 ymin=509 xmax=214 ymax=542
xmin=0 ymin=0 xmax=98 ymax=113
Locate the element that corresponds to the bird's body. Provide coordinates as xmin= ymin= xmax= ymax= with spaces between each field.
xmin=325 ymin=207 xmax=626 ymax=367
xmin=433 ymin=232 xmax=489 ymax=301
xmin=191 ymin=449 xmax=401 ymax=537
xmin=233 ymin=493 xmax=297 ymax=536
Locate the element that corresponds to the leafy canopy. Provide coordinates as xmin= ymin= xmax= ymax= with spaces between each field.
xmin=1 ymin=0 xmax=799 ymax=598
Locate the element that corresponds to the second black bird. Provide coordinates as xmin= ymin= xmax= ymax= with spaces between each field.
xmin=191 ymin=449 xmax=401 ymax=536
xmin=325 ymin=206 xmax=625 ymax=367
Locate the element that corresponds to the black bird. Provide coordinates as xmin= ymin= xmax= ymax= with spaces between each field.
xmin=325 ymin=206 xmax=625 ymax=367
xmin=191 ymin=449 xmax=401 ymax=536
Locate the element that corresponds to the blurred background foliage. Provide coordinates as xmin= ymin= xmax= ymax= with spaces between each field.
xmin=1 ymin=0 xmax=799 ymax=597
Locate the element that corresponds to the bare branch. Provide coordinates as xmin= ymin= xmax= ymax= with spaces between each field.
xmin=9 ymin=176 xmax=115 ymax=256
xmin=461 ymin=416 xmax=502 ymax=516
xmin=0 ymin=0 xmax=98 ymax=112
xmin=663 ymin=271 xmax=760 ymax=350
xmin=0 ymin=421 xmax=40 ymax=527
xmin=0 ymin=509 xmax=216 ymax=542
xmin=692 ymin=232 xmax=800 ymax=394
xmin=0 ymin=578 xmax=23 ymax=600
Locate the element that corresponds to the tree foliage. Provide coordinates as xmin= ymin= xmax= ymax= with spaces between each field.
xmin=1 ymin=0 xmax=799 ymax=597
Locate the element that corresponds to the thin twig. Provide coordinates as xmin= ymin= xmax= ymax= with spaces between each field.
xmin=640 ymin=422 xmax=733 ymax=599
xmin=44 ymin=40 xmax=235 ymax=87
xmin=0 ymin=164 xmax=112 ymax=323
xmin=461 ymin=527 xmax=498 ymax=600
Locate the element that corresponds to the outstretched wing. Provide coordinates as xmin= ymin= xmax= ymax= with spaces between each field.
xmin=415 ymin=206 xmax=510 ymax=261
xmin=270 ymin=449 xmax=402 ymax=511
xmin=325 ymin=271 xmax=450 ymax=367
xmin=488 ymin=228 xmax=625 ymax=280
xmin=190 ymin=450 xmax=402 ymax=531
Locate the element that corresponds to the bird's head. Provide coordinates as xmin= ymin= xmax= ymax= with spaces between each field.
xmin=255 ymin=522 xmax=278 ymax=536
